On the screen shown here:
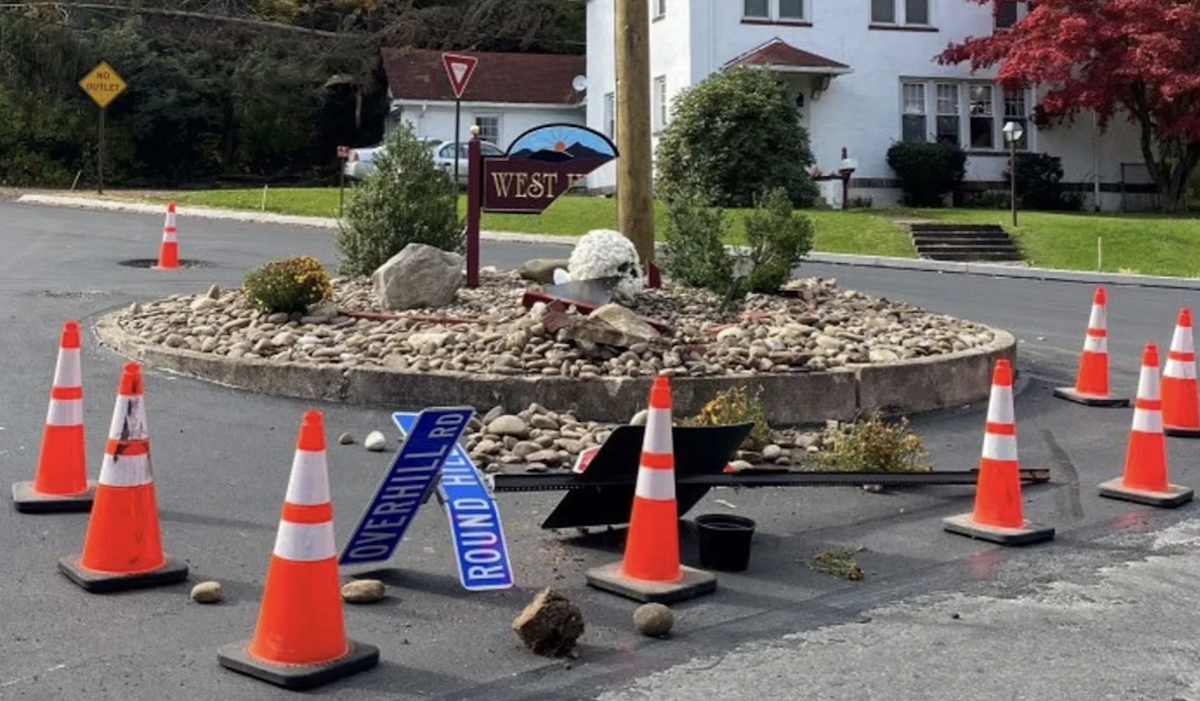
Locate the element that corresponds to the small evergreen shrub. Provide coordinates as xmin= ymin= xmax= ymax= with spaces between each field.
xmin=243 ymin=255 xmax=333 ymax=314
xmin=1004 ymin=152 xmax=1084 ymax=211
xmin=886 ymin=141 xmax=967 ymax=207
xmin=336 ymin=123 xmax=462 ymax=277
xmin=660 ymin=191 xmax=735 ymax=296
xmin=735 ymin=187 xmax=814 ymax=295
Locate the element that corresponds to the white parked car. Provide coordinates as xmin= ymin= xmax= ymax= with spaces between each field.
xmin=344 ymin=138 xmax=504 ymax=185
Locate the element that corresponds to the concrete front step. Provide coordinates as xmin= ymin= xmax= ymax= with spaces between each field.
xmin=912 ymin=235 xmax=1015 ymax=245
xmin=909 ymin=222 xmax=1023 ymax=263
xmin=922 ymin=252 xmax=1025 ymax=262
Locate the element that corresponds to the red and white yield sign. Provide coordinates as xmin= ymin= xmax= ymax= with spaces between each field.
xmin=442 ymin=52 xmax=479 ymax=100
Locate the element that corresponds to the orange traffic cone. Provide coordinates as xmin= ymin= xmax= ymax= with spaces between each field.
xmin=1054 ymin=286 xmax=1130 ymax=407
xmin=218 ymin=411 xmax=379 ymax=690
xmin=12 ymin=321 xmax=96 ymax=513
xmin=1161 ymin=308 xmax=1200 ymax=438
xmin=944 ymin=359 xmax=1055 ymax=546
xmin=154 ymin=201 xmax=179 ymax=270
xmin=1099 ymin=343 xmax=1195 ymax=507
xmin=58 ymin=362 xmax=189 ymax=592
xmin=586 ymin=375 xmax=716 ymax=604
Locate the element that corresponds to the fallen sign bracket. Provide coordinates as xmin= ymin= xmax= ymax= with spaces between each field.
xmin=489 ymin=468 xmax=1052 ymax=492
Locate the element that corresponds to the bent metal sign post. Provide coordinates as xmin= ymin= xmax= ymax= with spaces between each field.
xmin=463 ymin=123 xmax=618 ymax=287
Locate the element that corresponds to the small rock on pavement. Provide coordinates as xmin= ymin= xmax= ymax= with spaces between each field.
xmin=364 ymin=431 xmax=387 ymax=451
xmin=338 ymin=432 xmax=356 ymax=445
xmin=512 ymin=588 xmax=585 ymax=658
xmin=633 ymin=603 xmax=674 ymax=637
xmin=341 ymin=579 xmax=386 ymax=604
xmin=190 ymin=581 xmax=224 ymax=604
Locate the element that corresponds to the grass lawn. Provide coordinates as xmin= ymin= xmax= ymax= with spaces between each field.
xmin=153 ymin=187 xmax=917 ymax=259
xmin=907 ymin=208 xmax=1200 ymax=278
xmin=149 ymin=187 xmax=1200 ymax=278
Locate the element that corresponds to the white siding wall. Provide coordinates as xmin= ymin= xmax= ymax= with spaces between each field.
xmin=587 ymin=0 xmax=1148 ymax=210
xmin=586 ymin=0 xmax=618 ymax=190
xmin=388 ymin=102 xmax=585 ymax=151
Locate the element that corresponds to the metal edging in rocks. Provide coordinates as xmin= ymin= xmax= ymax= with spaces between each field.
xmin=91 ymin=310 xmax=1017 ymax=426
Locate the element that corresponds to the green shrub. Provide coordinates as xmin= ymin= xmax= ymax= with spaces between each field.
xmin=1003 ymin=152 xmax=1084 ymax=211
xmin=655 ymin=66 xmax=819 ymax=209
xmin=886 ymin=141 xmax=967 ymax=207
xmin=681 ymin=385 xmax=771 ymax=451
xmin=809 ymin=411 xmax=931 ymax=473
xmin=660 ymin=191 xmax=736 ymax=296
xmin=243 ymin=255 xmax=333 ymax=314
xmin=736 ymin=187 xmax=814 ymax=295
xmin=964 ymin=190 xmax=1011 ymax=209
xmin=335 ymin=123 xmax=462 ymax=277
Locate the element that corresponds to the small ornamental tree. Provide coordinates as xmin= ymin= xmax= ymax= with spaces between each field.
xmin=655 ymin=66 xmax=819 ymax=209
xmin=938 ymin=0 xmax=1200 ymax=213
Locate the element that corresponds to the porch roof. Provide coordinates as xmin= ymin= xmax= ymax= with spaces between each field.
xmin=725 ymin=38 xmax=852 ymax=76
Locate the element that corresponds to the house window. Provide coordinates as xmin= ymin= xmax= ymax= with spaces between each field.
xmin=779 ymin=0 xmax=805 ymax=20
xmin=743 ymin=0 xmax=769 ymax=19
xmin=474 ymin=115 xmax=501 ymax=145
xmin=871 ymin=0 xmax=895 ymax=23
xmin=653 ymin=0 xmax=665 ymax=19
xmin=1003 ymin=88 xmax=1029 ymax=149
xmin=900 ymin=80 xmax=1031 ymax=151
xmin=935 ymin=83 xmax=960 ymax=146
xmin=653 ymin=76 xmax=668 ymax=131
xmin=905 ymin=0 xmax=929 ymax=25
xmin=603 ymin=92 xmax=616 ymax=139
xmin=901 ymin=82 xmax=926 ymax=143
xmin=995 ymin=0 xmax=1035 ymax=28
xmin=968 ymin=85 xmax=994 ymax=149
xmin=873 ymin=0 xmax=929 ymax=24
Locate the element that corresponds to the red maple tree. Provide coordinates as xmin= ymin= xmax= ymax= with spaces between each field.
xmin=938 ymin=0 xmax=1200 ymax=212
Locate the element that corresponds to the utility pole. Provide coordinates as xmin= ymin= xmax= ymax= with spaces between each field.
xmin=614 ymin=0 xmax=656 ymax=278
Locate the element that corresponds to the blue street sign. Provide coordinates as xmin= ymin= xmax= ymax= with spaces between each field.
xmin=338 ymin=407 xmax=474 ymax=567
xmin=394 ymin=412 xmax=515 ymax=591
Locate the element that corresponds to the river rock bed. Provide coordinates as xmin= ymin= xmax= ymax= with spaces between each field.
xmin=115 ymin=269 xmax=997 ymax=380
xmin=374 ymin=402 xmax=840 ymax=473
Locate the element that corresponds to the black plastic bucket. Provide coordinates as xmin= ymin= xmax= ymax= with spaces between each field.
xmin=695 ymin=514 xmax=757 ymax=572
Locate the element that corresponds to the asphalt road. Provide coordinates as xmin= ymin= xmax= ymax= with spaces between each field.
xmin=1 ymin=200 xmax=1199 ymax=701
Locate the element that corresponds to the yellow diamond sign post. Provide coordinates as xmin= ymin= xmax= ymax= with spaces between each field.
xmin=79 ymin=61 xmax=127 ymax=194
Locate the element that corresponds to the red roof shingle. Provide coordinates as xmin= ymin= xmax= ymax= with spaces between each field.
xmin=726 ymin=38 xmax=850 ymax=72
xmin=382 ymin=48 xmax=587 ymax=105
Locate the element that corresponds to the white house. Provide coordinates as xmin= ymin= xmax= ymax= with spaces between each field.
xmin=381 ymin=48 xmax=588 ymax=152
xmin=585 ymin=0 xmax=1156 ymax=211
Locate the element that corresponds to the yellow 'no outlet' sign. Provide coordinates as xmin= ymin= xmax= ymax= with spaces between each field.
xmin=79 ymin=61 xmax=127 ymax=109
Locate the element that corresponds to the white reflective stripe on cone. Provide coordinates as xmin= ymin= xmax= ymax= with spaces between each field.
xmin=1083 ymin=335 xmax=1107 ymax=353
xmin=273 ymin=520 xmax=337 ymax=561
xmin=1133 ymin=408 xmax=1164 ymax=433
xmin=162 ymin=232 xmax=177 ymax=243
xmin=98 ymin=452 xmax=153 ymax=487
xmin=1087 ymin=303 xmax=1106 ymax=333
xmin=635 ymin=467 xmax=675 ymax=501
xmin=284 ymin=449 xmax=331 ymax=505
xmin=106 ymin=396 xmax=149 ymax=441
xmin=982 ymin=433 xmax=1018 ymax=462
xmin=1164 ymin=359 xmax=1196 ymax=380
xmin=53 ymin=348 xmax=82 ymax=387
xmin=1172 ymin=325 xmax=1195 ymax=354
xmin=986 ymin=385 xmax=1014 ymax=424
xmin=46 ymin=398 xmax=83 ymax=426
xmin=643 ymin=407 xmax=674 ymax=456
xmin=1136 ymin=368 xmax=1161 ymax=401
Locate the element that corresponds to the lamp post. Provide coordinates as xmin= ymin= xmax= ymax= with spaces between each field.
xmin=1003 ymin=120 xmax=1024 ymax=227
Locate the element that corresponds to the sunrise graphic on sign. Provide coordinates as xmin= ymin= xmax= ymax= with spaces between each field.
xmin=507 ymin=124 xmax=617 ymax=163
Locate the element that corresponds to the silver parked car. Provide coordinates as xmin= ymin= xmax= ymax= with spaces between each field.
xmin=344 ymin=138 xmax=504 ymax=185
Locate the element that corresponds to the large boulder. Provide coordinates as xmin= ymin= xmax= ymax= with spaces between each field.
xmin=372 ymin=244 xmax=463 ymax=310
xmin=518 ymin=258 xmax=570 ymax=285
